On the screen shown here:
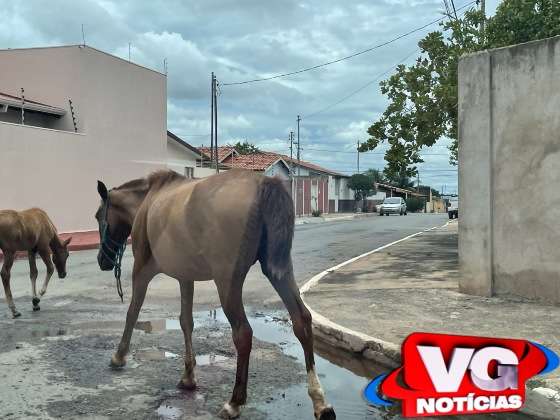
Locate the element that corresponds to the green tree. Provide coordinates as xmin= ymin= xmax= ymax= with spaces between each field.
xmin=418 ymin=184 xmax=441 ymax=198
xmin=361 ymin=0 xmax=560 ymax=172
xmin=233 ymin=140 xmax=260 ymax=155
xmin=364 ymin=168 xmax=386 ymax=184
xmin=348 ymin=173 xmax=376 ymax=211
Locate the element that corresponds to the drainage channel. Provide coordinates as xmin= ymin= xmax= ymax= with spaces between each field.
xmin=134 ymin=308 xmax=395 ymax=419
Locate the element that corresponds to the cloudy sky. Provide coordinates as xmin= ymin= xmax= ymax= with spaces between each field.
xmin=1 ymin=0 xmax=501 ymax=193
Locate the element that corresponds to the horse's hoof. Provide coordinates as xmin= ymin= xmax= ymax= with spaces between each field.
xmin=12 ymin=311 xmax=21 ymax=319
xmin=317 ymin=406 xmax=336 ymax=420
xmin=109 ymin=354 xmax=126 ymax=369
xmin=32 ymin=297 xmax=40 ymax=307
xmin=33 ymin=305 xmax=41 ymax=312
xmin=218 ymin=402 xmax=240 ymax=419
xmin=177 ymin=379 xmax=197 ymax=391
xmin=39 ymin=290 xmax=46 ymax=297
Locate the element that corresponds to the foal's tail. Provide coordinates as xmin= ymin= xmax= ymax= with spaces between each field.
xmin=258 ymin=177 xmax=295 ymax=275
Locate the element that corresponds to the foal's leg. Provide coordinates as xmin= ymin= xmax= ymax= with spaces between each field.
xmin=1 ymin=251 xmax=20 ymax=318
xmin=215 ymin=280 xmax=253 ymax=419
xmin=263 ymin=260 xmax=335 ymax=420
xmin=177 ymin=279 xmax=197 ymax=390
xmin=110 ymin=259 xmax=156 ymax=368
xmin=28 ymin=251 xmax=40 ymax=311
xmin=38 ymin=248 xmax=54 ymax=297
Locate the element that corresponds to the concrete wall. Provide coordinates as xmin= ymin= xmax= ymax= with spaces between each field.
xmin=167 ymin=138 xmax=199 ymax=176
xmin=264 ymin=161 xmax=289 ymax=179
xmin=0 ymin=45 xmax=166 ymax=232
xmin=459 ymin=36 xmax=560 ymax=304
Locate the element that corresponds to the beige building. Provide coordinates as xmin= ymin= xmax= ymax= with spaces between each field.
xmin=166 ymin=131 xmax=216 ymax=179
xmin=0 ymin=45 xmax=167 ymax=232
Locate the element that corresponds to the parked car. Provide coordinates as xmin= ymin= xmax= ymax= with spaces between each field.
xmin=448 ymin=197 xmax=459 ymax=219
xmin=379 ymin=197 xmax=407 ymax=216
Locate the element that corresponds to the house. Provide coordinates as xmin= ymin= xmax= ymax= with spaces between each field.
xmin=0 ymin=45 xmax=167 ymax=231
xmin=204 ymin=147 xmax=353 ymax=216
xmin=166 ymin=131 xmax=215 ymax=179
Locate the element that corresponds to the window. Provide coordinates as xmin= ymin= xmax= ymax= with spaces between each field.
xmin=185 ymin=167 xmax=194 ymax=178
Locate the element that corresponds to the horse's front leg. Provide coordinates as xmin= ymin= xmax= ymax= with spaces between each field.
xmin=110 ymin=258 xmax=156 ymax=369
xmin=215 ymin=279 xmax=253 ymax=419
xmin=1 ymin=251 xmax=20 ymax=318
xmin=38 ymin=248 xmax=54 ymax=297
xmin=177 ymin=279 xmax=196 ymax=390
xmin=28 ymin=251 xmax=40 ymax=310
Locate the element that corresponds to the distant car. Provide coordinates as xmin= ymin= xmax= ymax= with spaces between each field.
xmin=448 ymin=197 xmax=459 ymax=219
xmin=379 ymin=197 xmax=407 ymax=216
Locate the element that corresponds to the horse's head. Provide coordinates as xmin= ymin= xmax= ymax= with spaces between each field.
xmin=51 ymin=236 xmax=72 ymax=278
xmin=95 ymin=180 xmax=131 ymax=271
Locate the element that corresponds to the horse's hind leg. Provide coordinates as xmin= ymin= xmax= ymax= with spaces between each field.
xmin=28 ymin=251 xmax=40 ymax=311
xmin=1 ymin=251 xmax=20 ymax=318
xmin=262 ymin=260 xmax=335 ymax=420
xmin=177 ymin=279 xmax=197 ymax=390
xmin=215 ymin=278 xmax=253 ymax=419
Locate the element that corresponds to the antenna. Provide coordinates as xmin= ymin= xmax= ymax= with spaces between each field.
xmin=81 ymin=24 xmax=86 ymax=46
xmin=128 ymin=42 xmax=131 ymax=61
xmin=163 ymin=58 xmax=168 ymax=75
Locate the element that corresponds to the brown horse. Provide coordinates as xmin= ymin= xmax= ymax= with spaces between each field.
xmin=95 ymin=169 xmax=335 ymax=419
xmin=0 ymin=208 xmax=72 ymax=318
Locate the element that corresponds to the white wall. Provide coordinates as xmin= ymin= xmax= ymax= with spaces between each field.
xmin=166 ymin=138 xmax=199 ymax=176
xmin=459 ymin=35 xmax=560 ymax=303
xmin=0 ymin=46 xmax=166 ymax=231
xmin=264 ymin=161 xmax=289 ymax=179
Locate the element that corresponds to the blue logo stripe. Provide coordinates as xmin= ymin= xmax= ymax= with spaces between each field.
xmin=364 ymin=374 xmax=393 ymax=407
xmin=531 ymin=342 xmax=560 ymax=375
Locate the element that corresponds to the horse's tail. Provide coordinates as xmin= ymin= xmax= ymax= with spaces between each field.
xmin=258 ymin=176 xmax=295 ymax=275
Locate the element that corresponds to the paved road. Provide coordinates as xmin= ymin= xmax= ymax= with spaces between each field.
xmin=5 ymin=213 xmax=448 ymax=311
xmin=0 ymin=214 xmax=448 ymax=419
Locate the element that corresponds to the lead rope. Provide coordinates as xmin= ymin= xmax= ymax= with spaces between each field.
xmin=113 ymin=242 xmax=126 ymax=303
xmin=99 ymin=203 xmax=127 ymax=303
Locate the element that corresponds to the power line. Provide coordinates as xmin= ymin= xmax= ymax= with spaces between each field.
xmin=222 ymin=1 xmax=476 ymax=86
xmin=302 ymin=49 xmax=419 ymax=120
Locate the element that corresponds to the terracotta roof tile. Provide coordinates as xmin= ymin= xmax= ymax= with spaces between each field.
xmin=221 ymin=151 xmax=346 ymax=177
xmin=199 ymin=146 xmax=237 ymax=162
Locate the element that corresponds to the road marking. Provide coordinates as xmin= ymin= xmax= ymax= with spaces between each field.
xmin=300 ymin=221 xmax=450 ymax=295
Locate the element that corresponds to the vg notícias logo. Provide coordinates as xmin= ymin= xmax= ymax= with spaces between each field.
xmin=364 ymin=332 xmax=559 ymax=417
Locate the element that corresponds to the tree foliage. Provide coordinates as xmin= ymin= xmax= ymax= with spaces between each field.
xmin=361 ymin=0 xmax=560 ymax=174
xmin=233 ymin=140 xmax=260 ymax=155
xmin=348 ymin=173 xmax=376 ymax=201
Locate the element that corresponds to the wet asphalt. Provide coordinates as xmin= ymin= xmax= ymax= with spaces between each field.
xmin=0 ymin=214 xmax=453 ymax=419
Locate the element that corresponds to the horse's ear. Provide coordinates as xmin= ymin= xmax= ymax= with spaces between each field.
xmin=97 ymin=180 xmax=108 ymax=200
xmin=63 ymin=236 xmax=72 ymax=247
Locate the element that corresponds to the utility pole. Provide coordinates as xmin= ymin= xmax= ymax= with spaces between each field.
xmin=214 ymin=76 xmax=219 ymax=173
xmin=357 ymin=141 xmax=360 ymax=173
xmin=289 ymin=131 xmax=295 ymax=210
xmin=417 ymin=172 xmax=420 ymax=192
xmin=296 ymin=115 xmax=301 ymax=216
xmin=210 ymin=73 xmax=214 ymax=168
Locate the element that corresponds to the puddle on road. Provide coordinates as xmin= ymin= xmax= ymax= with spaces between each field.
xmin=9 ymin=310 xmax=391 ymax=419
xmin=137 ymin=309 xmax=393 ymax=419
xmin=156 ymin=403 xmax=183 ymax=419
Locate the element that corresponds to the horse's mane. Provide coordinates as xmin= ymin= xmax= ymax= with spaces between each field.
xmin=146 ymin=170 xmax=186 ymax=190
xmin=115 ymin=170 xmax=186 ymax=193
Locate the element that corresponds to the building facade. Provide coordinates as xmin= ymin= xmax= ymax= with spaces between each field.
xmin=0 ymin=45 xmax=167 ymax=231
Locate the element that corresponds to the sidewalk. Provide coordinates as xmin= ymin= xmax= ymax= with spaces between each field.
xmin=295 ymin=212 xmax=376 ymax=225
xmin=302 ymin=222 xmax=560 ymax=416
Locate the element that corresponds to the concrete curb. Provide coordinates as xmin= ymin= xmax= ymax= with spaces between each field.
xmin=299 ymin=223 xmax=447 ymax=368
xmin=299 ymin=220 xmax=560 ymax=418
